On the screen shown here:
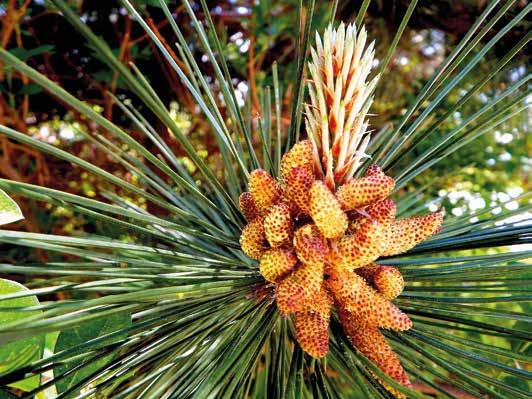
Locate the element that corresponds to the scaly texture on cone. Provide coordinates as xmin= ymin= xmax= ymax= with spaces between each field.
xmin=365 ymin=163 xmax=383 ymax=176
xmin=336 ymin=169 xmax=395 ymax=211
xmin=373 ymin=266 xmax=404 ymax=300
xmin=280 ymin=139 xmax=314 ymax=180
xmin=276 ymin=261 xmax=324 ymax=313
xmin=259 ymin=248 xmax=298 ymax=282
xmin=310 ymin=180 xmax=348 ymax=239
xmin=357 ymin=264 xmax=404 ymax=300
xmin=339 ymin=309 xmax=412 ymax=398
xmin=284 ymin=166 xmax=314 ymax=214
xmin=295 ymin=287 xmax=333 ymax=358
xmin=381 ymin=211 xmax=444 ymax=257
xmin=248 ymin=169 xmax=281 ymax=212
xmin=239 ymin=217 xmax=266 ymax=260
xmin=327 ymin=268 xmax=412 ymax=331
xmin=293 ymin=223 xmax=328 ymax=266
xmin=338 ymin=218 xmax=384 ymax=270
xmin=365 ymin=198 xmax=397 ymax=226
xmin=263 ymin=204 xmax=293 ymax=247
xmin=239 ymin=192 xmax=260 ymax=221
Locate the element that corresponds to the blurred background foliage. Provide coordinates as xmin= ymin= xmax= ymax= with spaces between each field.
xmin=0 ymin=0 xmax=529 ymax=259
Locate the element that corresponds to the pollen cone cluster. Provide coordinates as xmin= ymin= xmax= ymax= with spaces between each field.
xmin=239 ymin=22 xmax=444 ymax=397
xmin=239 ymin=150 xmax=442 ymax=395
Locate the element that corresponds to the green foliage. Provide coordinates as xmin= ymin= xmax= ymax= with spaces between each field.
xmin=0 ymin=279 xmax=43 ymax=392
xmin=54 ymin=313 xmax=131 ymax=396
xmin=0 ymin=189 xmax=23 ymax=226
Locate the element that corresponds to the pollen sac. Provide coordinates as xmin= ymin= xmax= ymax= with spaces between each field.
xmin=338 ymin=218 xmax=384 ymax=270
xmin=248 ymin=169 xmax=281 ymax=212
xmin=356 ymin=265 xmax=404 ymax=300
xmin=365 ymin=164 xmax=384 ymax=176
xmin=373 ymin=266 xmax=404 ymax=300
xmin=365 ymin=198 xmax=397 ymax=226
xmin=310 ymin=180 xmax=348 ymax=239
xmin=339 ymin=310 xmax=412 ymax=397
xmin=239 ymin=218 xmax=267 ymax=260
xmin=284 ymin=166 xmax=314 ymax=215
xmin=295 ymin=287 xmax=332 ymax=358
xmin=280 ymin=139 xmax=314 ymax=180
xmin=276 ymin=261 xmax=324 ymax=313
xmin=239 ymin=192 xmax=260 ymax=221
xmin=336 ymin=167 xmax=395 ymax=211
xmin=327 ymin=269 xmax=412 ymax=331
xmin=293 ymin=224 xmax=329 ymax=266
xmin=259 ymin=247 xmax=298 ymax=282
xmin=381 ymin=211 xmax=443 ymax=257
xmin=264 ymin=204 xmax=293 ymax=247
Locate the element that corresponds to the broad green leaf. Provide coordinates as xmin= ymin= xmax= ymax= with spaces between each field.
xmin=0 ymin=189 xmax=23 ymax=226
xmin=0 ymin=279 xmax=43 ymax=391
xmin=53 ymin=312 xmax=131 ymax=396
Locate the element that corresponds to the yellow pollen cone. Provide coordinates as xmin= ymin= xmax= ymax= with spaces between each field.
xmin=295 ymin=287 xmax=332 ymax=358
xmin=365 ymin=198 xmax=397 ymax=226
xmin=339 ymin=309 xmax=412 ymax=397
xmin=327 ymin=268 xmax=412 ymax=331
xmin=259 ymin=247 xmax=298 ymax=282
xmin=248 ymin=169 xmax=281 ymax=212
xmin=293 ymin=223 xmax=329 ymax=266
xmin=264 ymin=204 xmax=293 ymax=247
xmin=336 ymin=167 xmax=395 ymax=211
xmin=338 ymin=218 xmax=384 ymax=270
xmin=239 ymin=218 xmax=267 ymax=260
xmin=280 ymin=139 xmax=314 ymax=180
xmin=276 ymin=261 xmax=324 ymax=313
xmin=239 ymin=192 xmax=260 ymax=221
xmin=310 ymin=180 xmax=348 ymax=239
xmin=356 ymin=265 xmax=404 ymax=300
xmin=284 ymin=166 xmax=314 ymax=215
xmin=381 ymin=211 xmax=443 ymax=257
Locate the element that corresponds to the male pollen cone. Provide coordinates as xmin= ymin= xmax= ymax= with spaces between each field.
xmin=310 ymin=180 xmax=348 ymax=239
xmin=293 ymin=224 xmax=329 ymax=266
xmin=295 ymin=287 xmax=332 ymax=358
xmin=264 ymin=204 xmax=293 ymax=247
xmin=339 ymin=309 xmax=412 ymax=398
xmin=357 ymin=264 xmax=404 ymax=300
xmin=239 ymin=217 xmax=266 ymax=260
xmin=284 ymin=166 xmax=314 ymax=214
xmin=259 ymin=247 xmax=298 ymax=283
xmin=280 ymin=139 xmax=314 ymax=180
xmin=239 ymin=192 xmax=260 ymax=221
xmin=248 ymin=169 xmax=281 ymax=212
xmin=381 ymin=211 xmax=444 ymax=257
xmin=336 ymin=168 xmax=395 ymax=211
xmin=328 ymin=269 xmax=412 ymax=331
xmin=276 ymin=261 xmax=324 ymax=313
xmin=338 ymin=218 xmax=384 ymax=270
xmin=365 ymin=198 xmax=397 ymax=226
